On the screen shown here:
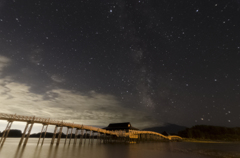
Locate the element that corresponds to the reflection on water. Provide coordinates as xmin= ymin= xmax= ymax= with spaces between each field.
xmin=0 ymin=138 xmax=240 ymax=158
xmin=14 ymin=146 xmax=25 ymax=158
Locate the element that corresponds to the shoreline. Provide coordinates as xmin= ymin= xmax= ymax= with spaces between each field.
xmin=182 ymin=138 xmax=240 ymax=144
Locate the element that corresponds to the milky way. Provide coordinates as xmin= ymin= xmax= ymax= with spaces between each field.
xmin=0 ymin=0 xmax=240 ymax=132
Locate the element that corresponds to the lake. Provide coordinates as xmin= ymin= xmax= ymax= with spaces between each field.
xmin=0 ymin=138 xmax=240 ymax=158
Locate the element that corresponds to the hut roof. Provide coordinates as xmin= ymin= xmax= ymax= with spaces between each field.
xmin=161 ymin=131 xmax=170 ymax=136
xmin=103 ymin=122 xmax=139 ymax=131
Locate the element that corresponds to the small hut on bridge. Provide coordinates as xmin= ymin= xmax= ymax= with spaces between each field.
xmin=103 ymin=122 xmax=138 ymax=132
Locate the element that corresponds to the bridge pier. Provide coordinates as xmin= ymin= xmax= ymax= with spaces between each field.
xmin=0 ymin=121 xmax=13 ymax=146
xmin=37 ymin=123 xmax=49 ymax=145
xmin=18 ymin=116 xmax=35 ymax=146
xmin=141 ymin=134 xmax=144 ymax=141
xmin=56 ymin=126 xmax=63 ymax=145
xmin=84 ymin=130 xmax=87 ymax=144
xmin=74 ymin=128 xmax=79 ymax=144
xmin=51 ymin=125 xmax=58 ymax=144
xmin=88 ymin=130 xmax=92 ymax=144
xmin=37 ymin=124 xmax=44 ymax=145
xmin=19 ymin=122 xmax=29 ymax=146
xmin=110 ymin=134 xmax=113 ymax=143
xmin=100 ymin=133 xmax=104 ymax=143
xmin=64 ymin=127 xmax=69 ymax=144
xmin=41 ymin=124 xmax=49 ymax=145
xmin=90 ymin=130 xmax=94 ymax=144
xmin=97 ymin=132 xmax=100 ymax=143
xmin=105 ymin=134 xmax=110 ymax=143
xmin=23 ymin=122 xmax=34 ymax=146
xmin=68 ymin=128 xmax=73 ymax=144
xmin=79 ymin=129 xmax=84 ymax=145
xmin=91 ymin=131 xmax=95 ymax=144
xmin=103 ymin=133 xmax=106 ymax=143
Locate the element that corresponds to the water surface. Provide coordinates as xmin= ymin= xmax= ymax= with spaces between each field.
xmin=0 ymin=138 xmax=240 ymax=158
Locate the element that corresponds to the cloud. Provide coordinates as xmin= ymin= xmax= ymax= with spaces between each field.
xmin=51 ymin=74 xmax=65 ymax=83
xmin=0 ymin=55 xmax=10 ymax=74
xmin=0 ymin=55 xmax=161 ymax=130
xmin=0 ymin=78 xmax=158 ymax=128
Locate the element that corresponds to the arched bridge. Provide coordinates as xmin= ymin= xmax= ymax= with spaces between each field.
xmin=0 ymin=113 xmax=182 ymax=146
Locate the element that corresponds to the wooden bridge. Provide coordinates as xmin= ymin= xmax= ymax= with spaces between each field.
xmin=0 ymin=113 xmax=182 ymax=146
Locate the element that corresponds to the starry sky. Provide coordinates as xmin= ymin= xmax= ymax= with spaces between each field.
xmin=0 ymin=0 xmax=240 ymax=132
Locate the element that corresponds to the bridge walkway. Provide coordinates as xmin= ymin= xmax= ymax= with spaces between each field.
xmin=0 ymin=113 xmax=182 ymax=146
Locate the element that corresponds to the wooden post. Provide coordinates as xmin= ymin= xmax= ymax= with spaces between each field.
xmin=88 ymin=131 xmax=92 ymax=144
xmin=91 ymin=131 xmax=94 ymax=144
xmin=23 ymin=122 xmax=34 ymax=145
xmin=79 ymin=129 xmax=83 ymax=144
xmin=0 ymin=122 xmax=9 ymax=144
xmin=51 ymin=126 xmax=58 ymax=144
xmin=22 ymin=116 xmax=35 ymax=146
xmin=74 ymin=128 xmax=79 ymax=144
xmin=0 ymin=121 xmax=13 ymax=146
xmin=56 ymin=126 xmax=63 ymax=145
xmin=69 ymin=128 xmax=73 ymax=144
xmin=64 ymin=128 xmax=69 ymax=144
xmin=99 ymin=133 xmax=102 ymax=143
xmin=19 ymin=123 xmax=29 ymax=146
xmin=4 ymin=121 xmax=13 ymax=141
xmin=41 ymin=124 xmax=49 ymax=145
xmin=103 ymin=133 xmax=106 ymax=143
xmin=84 ymin=130 xmax=87 ymax=144
xmin=97 ymin=131 xmax=100 ymax=143
xmin=37 ymin=125 xmax=45 ymax=145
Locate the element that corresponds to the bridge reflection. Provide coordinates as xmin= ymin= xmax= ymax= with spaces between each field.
xmin=0 ymin=113 xmax=182 ymax=146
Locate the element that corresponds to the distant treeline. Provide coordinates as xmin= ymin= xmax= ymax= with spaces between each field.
xmin=0 ymin=129 xmax=100 ymax=139
xmin=178 ymin=125 xmax=240 ymax=141
xmin=0 ymin=130 xmax=22 ymax=137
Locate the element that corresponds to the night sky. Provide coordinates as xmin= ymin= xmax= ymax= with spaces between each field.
xmin=0 ymin=0 xmax=240 ymax=131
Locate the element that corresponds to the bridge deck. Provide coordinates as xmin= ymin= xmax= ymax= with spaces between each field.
xmin=0 ymin=113 xmax=182 ymax=140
